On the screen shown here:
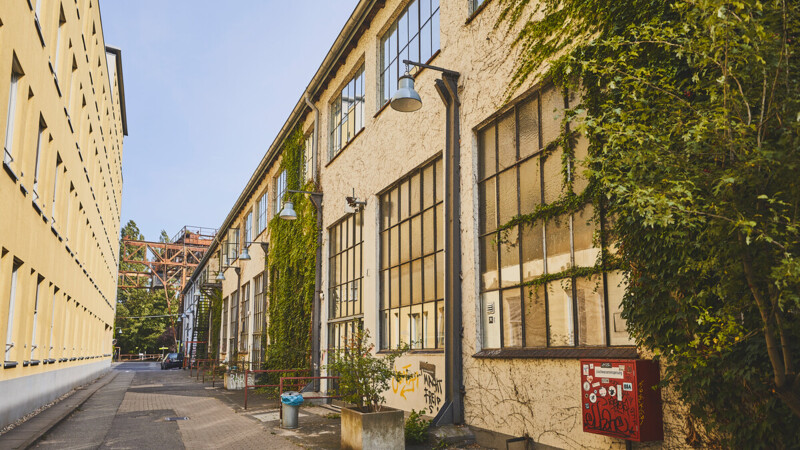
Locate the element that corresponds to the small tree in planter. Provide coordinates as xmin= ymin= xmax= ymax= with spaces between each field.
xmin=326 ymin=329 xmax=409 ymax=450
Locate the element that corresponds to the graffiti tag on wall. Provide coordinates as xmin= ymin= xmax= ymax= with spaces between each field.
xmin=392 ymin=363 xmax=420 ymax=399
xmin=420 ymin=362 xmax=442 ymax=414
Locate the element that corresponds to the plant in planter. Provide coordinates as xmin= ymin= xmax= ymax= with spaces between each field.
xmin=326 ymin=329 xmax=409 ymax=450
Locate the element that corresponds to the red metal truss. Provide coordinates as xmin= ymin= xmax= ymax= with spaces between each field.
xmin=118 ymin=226 xmax=216 ymax=293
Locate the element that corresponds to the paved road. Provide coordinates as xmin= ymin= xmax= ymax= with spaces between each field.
xmin=33 ymin=362 xmax=299 ymax=449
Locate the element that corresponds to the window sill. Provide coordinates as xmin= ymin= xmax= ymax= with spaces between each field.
xmin=3 ymin=159 xmax=19 ymax=182
xmin=465 ymin=0 xmax=494 ymax=25
xmin=377 ymin=349 xmax=444 ymax=356
xmin=325 ymin=127 xmax=365 ymax=168
xmin=473 ymin=346 xmax=638 ymax=360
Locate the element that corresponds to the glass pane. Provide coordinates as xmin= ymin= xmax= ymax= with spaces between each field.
xmin=499 ymin=226 xmax=520 ymax=288
xmin=431 ymin=9 xmax=440 ymax=53
xmin=400 ymin=263 xmax=411 ymax=306
xmin=436 ymin=251 xmax=444 ymax=299
xmin=354 ymin=246 xmax=362 ymax=279
xmin=410 ymin=173 xmax=421 ymax=216
xmin=482 ymin=291 xmax=500 ymax=348
xmin=479 ymin=178 xmax=497 ymax=234
xmin=521 ymin=222 xmax=544 ymax=282
xmin=519 ymin=97 xmax=540 ymax=158
xmin=541 ymin=86 xmax=564 ymax=147
xmin=390 ymin=226 xmax=400 ymax=267
xmin=436 ymin=203 xmax=444 ymax=251
xmin=524 ymin=284 xmax=547 ymax=347
xmin=421 ymin=0 xmax=430 ymax=19
xmin=497 ymin=168 xmax=518 ymax=225
xmin=423 ymin=255 xmax=436 ymax=301
xmin=547 ymin=279 xmax=574 ymax=346
xmin=381 ymin=193 xmax=392 ymax=229
xmin=498 ymin=111 xmax=517 ymax=170
xmin=573 ymin=204 xmax=599 ymax=268
xmin=435 ymin=159 xmax=443 ymax=203
xmin=478 ymin=125 xmax=496 ymax=180
xmin=519 ymin=157 xmax=540 ymax=215
xmin=381 ymin=230 xmax=390 ymax=269
xmin=381 ymin=269 xmax=389 ymax=310
xmin=423 ymin=301 xmax=435 ymax=348
xmin=420 ymin=20 xmax=431 ymax=64
xmin=607 ymin=271 xmax=634 ymax=345
xmin=411 ymin=215 xmax=422 ymax=259
xmin=408 ymin=0 xmax=419 ymax=33
xmin=576 ymin=275 xmax=605 ymax=346
xmin=398 ymin=12 xmax=408 ymax=52
xmin=399 ymin=181 xmax=409 ymax=221
xmin=381 ymin=311 xmax=389 ymax=349
xmin=436 ymin=300 xmax=445 ymax=347
xmin=390 ymin=266 xmax=400 ymax=308
xmin=411 ymin=259 xmax=422 ymax=304
xmin=410 ymin=304 xmax=423 ymax=349
xmin=546 ymin=215 xmax=572 ymax=273
xmin=422 ymin=164 xmax=434 ymax=209
xmin=480 ymin=234 xmax=499 ymax=291
xmin=390 ymin=187 xmax=399 ymax=225
xmin=400 ymin=221 xmax=410 ymax=262
xmin=572 ymin=133 xmax=590 ymax=194
xmin=423 ymin=208 xmax=435 ymax=256
xmin=399 ymin=306 xmax=411 ymax=348
xmin=543 ymin=147 xmax=565 ymax=204
xmin=390 ymin=309 xmax=399 ymax=349
xmin=502 ymin=288 xmax=523 ymax=347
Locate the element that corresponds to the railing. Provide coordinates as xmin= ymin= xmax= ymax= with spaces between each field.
xmin=118 ymin=353 xmax=161 ymax=361
xmin=192 ymin=358 xmax=224 ymax=386
xmin=277 ymin=376 xmax=341 ymax=420
xmin=242 ymin=368 xmax=312 ymax=410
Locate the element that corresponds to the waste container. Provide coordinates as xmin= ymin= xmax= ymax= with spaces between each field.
xmin=281 ymin=391 xmax=304 ymax=429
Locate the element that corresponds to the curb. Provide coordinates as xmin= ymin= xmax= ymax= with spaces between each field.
xmin=0 ymin=370 xmax=119 ymax=449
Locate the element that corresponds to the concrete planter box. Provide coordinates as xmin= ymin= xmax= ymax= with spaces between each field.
xmin=341 ymin=406 xmax=404 ymax=450
xmin=224 ymin=371 xmax=254 ymax=390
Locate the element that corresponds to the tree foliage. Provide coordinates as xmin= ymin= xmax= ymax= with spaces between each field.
xmin=499 ymin=0 xmax=800 ymax=446
xmin=264 ymin=126 xmax=319 ymax=372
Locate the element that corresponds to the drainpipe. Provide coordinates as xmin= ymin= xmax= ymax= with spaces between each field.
xmin=304 ymin=93 xmax=320 ymax=184
xmin=304 ymin=93 xmax=323 ymax=389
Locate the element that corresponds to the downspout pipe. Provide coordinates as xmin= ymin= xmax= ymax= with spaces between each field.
xmin=304 ymin=94 xmax=320 ymax=184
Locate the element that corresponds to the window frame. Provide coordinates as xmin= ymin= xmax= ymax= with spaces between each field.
xmin=379 ymin=156 xmax=444 ymax=351
xmin=476 ymin=86 xmax=634 ymax=355
xmin=329 ymin=65 xmax=365 ymax=161
xmin=379 ymin=0 xmax=441 ymax=108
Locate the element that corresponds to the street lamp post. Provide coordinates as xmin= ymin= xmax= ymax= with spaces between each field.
xmin=391 ymin=59 xmax=463 ymax=426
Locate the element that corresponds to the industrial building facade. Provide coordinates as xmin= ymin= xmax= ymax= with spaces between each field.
xmin=183 ymin=0 xmax=686 ymax=447
xmin=0 ymin=0 xmax=125 ymax=429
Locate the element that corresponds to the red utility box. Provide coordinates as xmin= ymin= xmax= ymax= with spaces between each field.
xmin=580 ymin=359 xmax=663 ymax=442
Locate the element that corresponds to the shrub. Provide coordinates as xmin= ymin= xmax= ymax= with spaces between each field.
xmin=405 ymin=409 xmax=431 ymax=444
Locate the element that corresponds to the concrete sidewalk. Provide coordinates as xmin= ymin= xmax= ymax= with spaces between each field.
xmin=0 ymin=370 xmax=118 ymax=449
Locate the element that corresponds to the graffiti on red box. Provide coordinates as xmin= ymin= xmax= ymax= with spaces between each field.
xmin=580 ymin=359 xmax=664 ymax=442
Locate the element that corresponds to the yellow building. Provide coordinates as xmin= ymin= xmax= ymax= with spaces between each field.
xmin=0 ymin=0 xmax=126 ymax=428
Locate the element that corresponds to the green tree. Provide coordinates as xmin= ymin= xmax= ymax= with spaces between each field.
xmin=499 ymin=0 xmax=799 ymax=446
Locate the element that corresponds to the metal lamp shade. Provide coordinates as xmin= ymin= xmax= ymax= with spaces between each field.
xmin=239 ymin=246 xmax=251 ymax=261
xmin=215 ymin=271 xmax=225 ymax=281
xmin=390 ymin=74 xmax=422 ymax=112
xmin=280 ymin=201 xmax=298 ymax=220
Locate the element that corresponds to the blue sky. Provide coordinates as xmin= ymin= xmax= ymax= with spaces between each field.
xmin=100 ymin=1 xmax=359 ymax=241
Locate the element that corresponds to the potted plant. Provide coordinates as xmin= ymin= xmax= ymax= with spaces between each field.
xmin=326 ymin=329 xmax=408 ymax=450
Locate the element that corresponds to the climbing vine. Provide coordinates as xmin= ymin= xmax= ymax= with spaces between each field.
xmin=498 ymin=0 xmax=800 ymax=446
xmin=264 ymin=126 xmax=319 ymax=373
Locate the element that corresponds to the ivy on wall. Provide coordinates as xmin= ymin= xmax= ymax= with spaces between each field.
xmin=497 ymin=0 xmax=800 ymax=446
xmin=208 ymin=288 xmax=222 ymax=360
xmin=264 ymin=126 xmax=319 ymax=372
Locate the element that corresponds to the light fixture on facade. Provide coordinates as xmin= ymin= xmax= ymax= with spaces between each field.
xmin=215 ymin=270 xmax=225 ymax=281
xmin=390 ymin=72 xmax=422 ymax=112
xmin=279 ymin=201 xmax=298 ymax=220
xmin=239 ymin=246 xmax=251 ymax=261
